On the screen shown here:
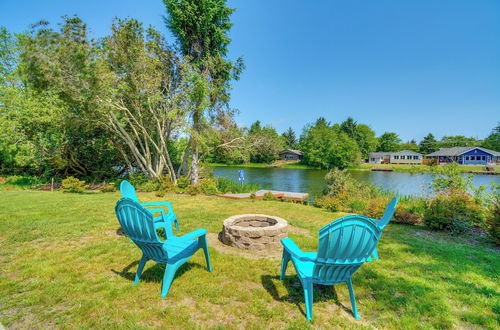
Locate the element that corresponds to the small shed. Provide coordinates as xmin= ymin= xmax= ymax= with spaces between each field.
xmin=279 ymin=149 xmax=303 ymax=161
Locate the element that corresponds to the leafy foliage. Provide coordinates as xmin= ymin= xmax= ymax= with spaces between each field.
xmin=61 ymin=176 xmax=87 ymax=193
xmin=482 ymin=122 xmax=500 ymax=152
xmin=376 ymin=132 xmax=401 ymax=152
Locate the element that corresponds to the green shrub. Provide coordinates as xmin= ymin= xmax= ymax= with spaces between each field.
xmin=263 ymin=191 xmax=279 ymax=201
xmin=128 ymin=173 xmax=149 ymax=186
xmin=424 ymin=194 xmax=486 ymax=233
xmin=61 ymin=177 xmax=87 ymax=193
xmin=137 ymin=181 xmax=159 ymax=192
xmin=215 ymin=177 xmax=259 ymax=194
xmin=347 ymin=199 xmax=367 ymax=213
xmin=0 ymin=176 xmax=7 ymax=185
xmin=5 ymin=175 xmax=42 ymax=186
xmin=363 ymin=199 xmax=388 ymax=219
xmin=200 ymin=178 xmax=219 ymax=195
xmin=487 ymin=201 xmax=500 ymax=245
xmin=393 ymin=206 xmax=422 ymax=225
xmin=314 ymin=195 xmax=343 ymax=212
xmin=185 ymin=184 xmax=202 ymax=196
xmin=100 ymin=183 xmax=116 ymax=193
xmin=250 ymin=192 xmax=257 ymax=200
xmin=177 ymin=176 xmax=190 ymax=189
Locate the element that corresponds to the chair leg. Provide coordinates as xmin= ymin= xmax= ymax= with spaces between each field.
xmin=372 ymin=248 xmax=380 ymax=261
xmin=161 ymin=263 xmax=180 ymax=298
xmin=346 ymin=278 xmax=360 ymax=319
xmin=133 ymin=255 xmax=148 ymax=286
xmin=303 ymin=279 xmax=314 ymax=321
xmin=280 ymin=249 xmax=291 ymax=280
xmin=199 ymin=235 xmax=212 ymax=272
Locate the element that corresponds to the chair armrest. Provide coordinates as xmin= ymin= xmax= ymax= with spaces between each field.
xmin=177 ymin=228 xmax=208 ymax=241
xmin=145 ymin=208 xmax=169 ymax=222
xmin=141 ymin=201 xmax=173 ymax=213
xmin=281 ymin=238 xmax=315 ymax=262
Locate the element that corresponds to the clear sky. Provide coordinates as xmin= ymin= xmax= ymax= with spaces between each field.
xmin=1 ymin=0 xmax=498 ymax=142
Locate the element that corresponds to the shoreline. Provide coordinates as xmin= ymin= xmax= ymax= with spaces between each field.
xmin=207 ymin=162 xmax=499 ymax=174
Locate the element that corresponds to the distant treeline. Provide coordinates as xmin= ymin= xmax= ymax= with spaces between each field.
xmin=205 ymin=118 xmax=499 ymax=169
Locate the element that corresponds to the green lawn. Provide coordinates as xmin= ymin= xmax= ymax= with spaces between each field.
xmin=349 ymin=163 xmax=498 ymax=173
xmin=1 ymin=190 xmax=499 ymax=329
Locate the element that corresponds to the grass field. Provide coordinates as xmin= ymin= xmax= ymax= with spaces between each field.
xmin=1 ymin=190 xmax=499 ymax=329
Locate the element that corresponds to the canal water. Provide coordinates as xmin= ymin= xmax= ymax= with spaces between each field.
xmin=211 ymin=166 xmax=500 ymax=198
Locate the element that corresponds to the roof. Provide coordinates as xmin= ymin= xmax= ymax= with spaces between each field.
xmin=368 ymin=152 xmax=393 ymax=157
xmin=279 ymin=149 xmax=302 ymax=155
xmin=392 ymin=150 xmax=422 ymax=156
xmin=426 ymin=147 xmax=500 ymax=157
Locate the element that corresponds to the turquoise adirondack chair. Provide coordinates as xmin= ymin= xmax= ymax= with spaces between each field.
xmin=120 ymin=180 xmax=180 ymax=233
xmin=115 ymin=198 xmax=212 ymax=298
xmin=371 ymin=197 xmax=398 ymax=260
xmin=280 ymin=215 xmax=382 ymax=321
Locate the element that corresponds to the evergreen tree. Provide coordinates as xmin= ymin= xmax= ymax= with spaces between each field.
xmin=482 ymin=123 xmax=500 ymax=151
xmin=419 ymin=133 xmax=438 ymax=154
xmin=282 ymin=127 xmax=297 ymax=149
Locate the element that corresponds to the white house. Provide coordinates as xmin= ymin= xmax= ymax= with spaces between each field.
xmin=367 ymin=150 xmax=423 ymax=165
xmin=390 ymin=150 xmax=423 ymax=164
xmin=367 ymin=152 xmax=391 ymax=164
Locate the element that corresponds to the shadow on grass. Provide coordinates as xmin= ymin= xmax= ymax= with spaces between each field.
xmin=112 ymin=260 xmax=204 ymax=284
xmin=261 ymin=275 xmax=352 ymax=318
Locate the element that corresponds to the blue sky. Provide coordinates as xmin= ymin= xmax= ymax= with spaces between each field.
xmin=1 ymin=0 xmax=498 ymax=142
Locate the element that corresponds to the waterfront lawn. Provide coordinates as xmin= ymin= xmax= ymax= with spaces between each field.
xmin=349 ymin=163 xmax=498 ymax=173
xmin=1 ymin=191 xmax=498 ymax=329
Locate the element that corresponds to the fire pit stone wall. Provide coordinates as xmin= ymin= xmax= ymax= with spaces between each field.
xmin=220 ymin=214 xmax=288 ymax=250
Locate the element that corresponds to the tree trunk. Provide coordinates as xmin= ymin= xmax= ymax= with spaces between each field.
xmin=190 ymin=149 xmax=199 ymax=185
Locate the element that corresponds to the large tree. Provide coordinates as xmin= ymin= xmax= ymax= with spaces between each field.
xmin=248 ymin=122 xmax=283 ymax=163
xmin=482 ymin=123 xmax=500 ymax=151
xmin=300 ymin=118 xmax=361 ymax=169
xmin=419 ymin=133 xmax=438 ymax=154
xmin=376 ymin=132 xmax=401 ymax=152
xmin=281 ymin=127 xmax=297 ymax=149
xmin=163 ymin=0 xmax=243 ymax=184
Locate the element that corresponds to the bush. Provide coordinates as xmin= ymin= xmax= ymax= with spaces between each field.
xmin=128 ymin=173 xmax=149 ymax=186
xmin=61 ymin=177 xmax=87 ymax=193
xmin=185 ymin=184 xmax=202 ymax=196
xmin=347 ymin=199 xmax=367 ymax=213
xmin=100 ymin=183 xmax=116 ymax=193
xmin=393 ymin=206 xmax=422 ymax=225
xmin=487 ymin=202 xmax=500 ymax=245
xmin=363 ymin=199 xmax=388 ymax=219
xmin=0 ymin=176 xmax=6 ymax=184
xmin=138 ymin=181 xmax=159 ymax=192
xmin=215 ymin=177 xmax=259 ymax=194
xmin=200 ymin=178 xmax=219 ymax=195
xmin=314 ymin=195 xmax=344 ymax=212
xmin=5 ymin=175 xmax=42 ymax=186
xmin=424 ymin=194 xmax=486 ymax=233
xmin=263 ymin=191 xmax=279 ymax=201
xmin=176 ymin=176 xmax=190 ymax=189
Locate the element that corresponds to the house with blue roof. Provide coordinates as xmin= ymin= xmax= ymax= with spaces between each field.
xmin=426 ymin=147 xmax=500 ymax=165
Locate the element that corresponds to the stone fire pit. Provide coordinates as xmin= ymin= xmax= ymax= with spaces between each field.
xmin=220 ymin=214 xmax=288 ymax=250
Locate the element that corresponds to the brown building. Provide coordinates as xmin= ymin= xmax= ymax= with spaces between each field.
xmin=279 ymin=149 xmax=303 ymax=161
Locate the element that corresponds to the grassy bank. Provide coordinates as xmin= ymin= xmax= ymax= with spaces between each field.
xmin=207 ymin=162 xmax=320 ymax=170
xmin=1 ymin=190 xmax=498 ymax=328
xmin=348 ymin=163 xmax=498 ymax=173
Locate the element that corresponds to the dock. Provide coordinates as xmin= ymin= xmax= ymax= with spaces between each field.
xmin=469 ymin=171 xmax=499 ymax=175
xmin=371 ymin=168 xmax=393 ymax=172
xmin=218 ymin=189 xmax=309 ymax=201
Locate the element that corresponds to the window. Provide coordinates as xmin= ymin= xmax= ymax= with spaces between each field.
xmin=414 ymin=155 xmax=419 ymax=160
xmin=401 ymin=155 xmax=406 ymax=160
xmin=471 ymin=156 xmax=476 ymax=161
xmin=465 ymin=156 xmax=469 ymax=160
xmin=371 ymin=158 xmax=375 ymax=162
xmin=482 ymin=156 xmax=486 ymax=160
xmin=394 ymin=155 xmax=399 ymax=160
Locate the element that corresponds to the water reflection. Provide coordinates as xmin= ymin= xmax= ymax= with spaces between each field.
xmin=212 ymin=166 xmax=499 ymax=198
